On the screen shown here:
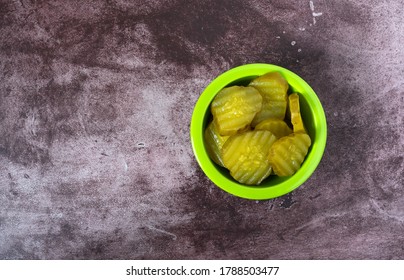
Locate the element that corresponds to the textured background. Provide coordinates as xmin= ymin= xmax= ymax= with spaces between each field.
xmin=0 ymin=0 xmax=403 ymax=259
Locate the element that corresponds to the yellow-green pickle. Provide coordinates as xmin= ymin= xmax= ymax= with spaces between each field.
xmin=204 ymin=121 xmax=229 ymax=167
xmin=268 ymin=133 xmax=312 ymax=176
xmin=211 ymin=86 xmax=262 ymax=136
xmin=222 ymin=130 xmax=277 ymax=185
xmin=255 ymin=118 xmax=292 ymax=139
xmin=249 ymin=72 xmax=289 ymax=127
xmin=289 ymin=93 xmax=306 ymax=133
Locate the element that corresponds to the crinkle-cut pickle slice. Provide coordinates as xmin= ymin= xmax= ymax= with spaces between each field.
xmin=204 ymin=121 xmax=229 ymax=167
xmin=211 ymin=86 xmax=262 ymax=136
xmin=255 ymin=118 xmax=292 ymax=139
xmin=249 ymin=72 xmax=289 ymax=126
xmin=222 ymin=130 xmax=277 ymax=185
xmin=289 ymin=93 xmax=306 ymax=133
xmin=268 ymin=133 xmax=312 ymax=177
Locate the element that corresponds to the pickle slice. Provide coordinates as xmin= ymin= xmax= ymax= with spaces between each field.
xmin=211 ymin=86 xmax=262 ymax=136
xmin=289 ymin=93 xmax=306 ymax=134
xmin=249 ymin=72 xmax=289 ymax=126
xmin=255 ymin=118 xmax=292 ymax=139
xmin=222 ymin=130 xmax=277 ymax=185
xmin=268 ymin=133 xmax=312 ymax=176
xmin=204 ymin=121 xmax=229 ymax=167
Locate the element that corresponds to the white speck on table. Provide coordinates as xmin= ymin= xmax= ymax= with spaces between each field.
xmin=309 ymin=0 xmax=323 ymax=25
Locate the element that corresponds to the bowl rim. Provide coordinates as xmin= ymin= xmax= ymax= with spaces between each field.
xmin=190 ymin=63 xmax=327 ymax=200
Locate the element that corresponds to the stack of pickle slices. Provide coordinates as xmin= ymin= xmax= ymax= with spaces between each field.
xmin=204 ymin=72 xmax=311 ymax=185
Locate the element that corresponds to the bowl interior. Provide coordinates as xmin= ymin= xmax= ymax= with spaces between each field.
xmin=191 ymin=64 xmax=327 ymax=200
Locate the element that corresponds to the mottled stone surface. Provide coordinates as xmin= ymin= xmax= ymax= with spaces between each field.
xmin=0 ymin=0 xmax=403 ymax=259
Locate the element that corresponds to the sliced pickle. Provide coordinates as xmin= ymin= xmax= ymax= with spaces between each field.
xmin=204 ymin=121 xmax=229 ymax=167
xmin=249 ymin=72 xmax=289 ymax=126
xmin=289 ymin=93 xmax=306 ymax=134
xmin=255 ymin=118 xmax=292 ymax=139
xmin=222 ymin=130 xmax=277 ymax=185
xmin=268 ymin=133 xmax=312 ymax=176
xmin=211 ymin=86 xmax=262 ymax=136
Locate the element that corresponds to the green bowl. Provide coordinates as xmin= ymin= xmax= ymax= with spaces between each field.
xmin=190 ymin=63 xmax=327 ymax=200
